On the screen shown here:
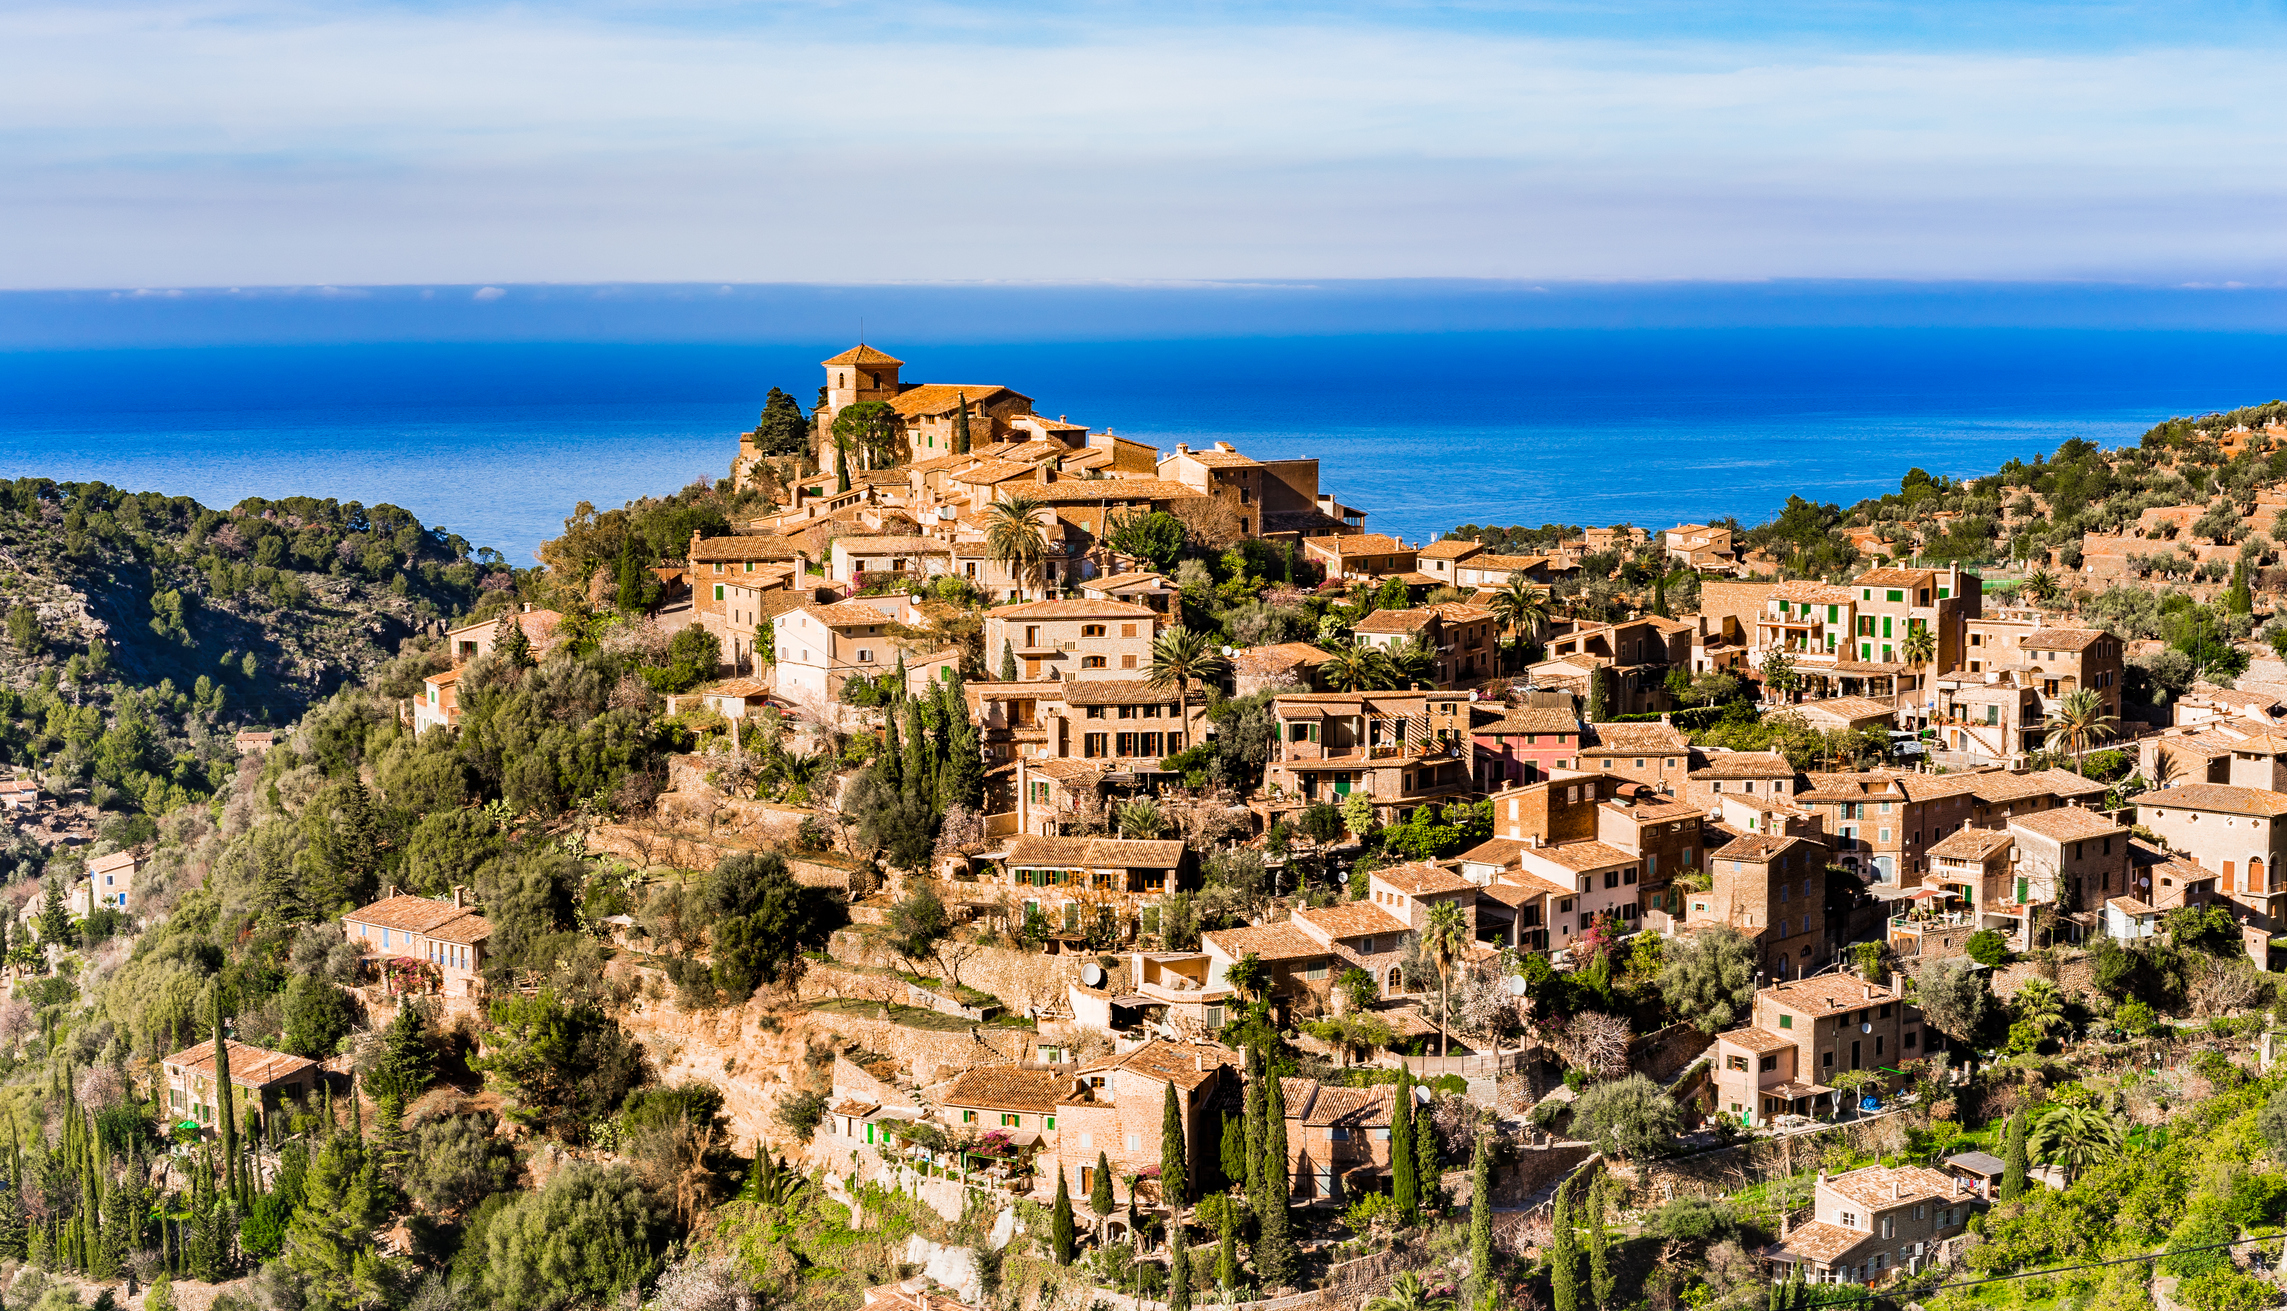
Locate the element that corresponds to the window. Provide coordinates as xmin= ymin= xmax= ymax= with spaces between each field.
xmin=1759 ymin=1055 xmax=1779 ymax=1072
xmin=1727 ymin=1055 xmax=1748 ymax=1071
xmin=962 ymin=1110 xmax=978 ymax=1124
xmin=1082 ymin=656 xmax=1107 ymax=669
xmin=1371 ymin=1127 xmax=1391 ymax=1141
xmin=1082 ymin=624 xmax=1106 ymax=637
xmin=1126 ymin=1134 xmax=1141 ymax=1152
xmin=1002 ymin=1113 xmax=1022 ymax=1127
xmin=1778 ymin=1014 xmax=1793 ymax=1029
xmin=1880 ymin=1216 xmax=1894 ymax=1239
xmin=1122 ymin=654 xmax=1138 ymax=669
xmin=1121 ymin=623 xmax=1138 ymax=638
xmin=713 ymin=584 xmax=725 ymax=601
xmin=856 ymin=648 xmax=873 ymax=664
xmin=1841 ymin=1212 xmax=1859 ymax=1229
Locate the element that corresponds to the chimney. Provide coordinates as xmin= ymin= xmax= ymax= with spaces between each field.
xmin=1196 ymin=1054 xmax=1206 ymax=1072
xmin=1863 ymin=984 xmax=1874 ymax=999
xmin=453 ymin=885 xmax=465 ymax=909
xmin=521 ymin=602 xmax=531 ymax=613
xmin=1174 ymin=442 xmax=1187 ymax=453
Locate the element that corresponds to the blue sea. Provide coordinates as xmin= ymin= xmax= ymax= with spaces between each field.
xmin=1 ymin=327 xmax=2282 ymax=564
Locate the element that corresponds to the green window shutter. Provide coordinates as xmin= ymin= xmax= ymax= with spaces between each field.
xmin=1779 ymin=1014 xmax=1792 ymax=1029
xmin=1827 ymin=605 xmax=1838 ymax=623
xmin=714 ymin=584 xmax=724 ymax=601
xmin=1882 ymin=617 xmax=1893 ymax=638
xmin=1887 ymin=589 xmax=1904 ymax=602
xmin=1862 ymin=643 xmax=1872 ymax=660
xmin=1938 ymin=587 xmax=1950 ymax=599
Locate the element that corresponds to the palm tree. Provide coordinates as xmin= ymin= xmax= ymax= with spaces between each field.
xmin=2149 ymin=750 xmax=2181 ymax=792
xmin=1489 ymin=574 xmax=1548 ymax=673
xmin=2029 ymin=1101 xmax=2123 ymax=1184
xmin=2026 ymin=568 xmax=2058 ymax=603
xmin=985 ymin=495 xmax=1048 ymax=601
xmin=1422 ymin=899 xmax=1470 ymax=1057
xmin=1364 ymin=1272 xmax=1454 ymax=1311
xmin=1144 ymin=626 xmax=1232 ymax=755
xmin=2012 ymin=977 xmax=2066 ymax=1039
xmin=1900 ymin=622 xmax=1937 ymax=724
xmin=1319 ymin=640 xmax=1398 ymax=693
xmin=1387 ymin=635 xmax=1437 ymax=689
xmin=2043 ymin=687 xmax=2119 ymax=774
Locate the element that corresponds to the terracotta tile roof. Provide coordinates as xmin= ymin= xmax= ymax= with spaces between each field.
xmin=988 ymin=599 xmax=1158 ymax=619
xmin=2107 ymin=896 xmax=2157 ymax=915
xmin=1711 ymin=834 xmax=1815 ymax=862
xmin=823 ymin=344 xmax=903 ymax=366
xmin=1308 ymin=534 xmax=1407 ymax=556
xmin=1692 ymin=752 xmax=1797 ymax=779
xmin=163 ymin=1039 xmax=318 ymax=1089
xmin=1790 ymin=696 xmax=1896 ymax=723
xmin=1086 ymin=1040 xmax=1236 ymax=1092
xmin=1373 ymin=862 xmax=1476 ymax=895
xmin=1028 ymin=479 xmax=1207 ymax=505
xmin=1479 ymin=876 xmax=1565 ymax=905
xmin=1854 ymin=567 xmax=1936 ymax=587
xmin=1298 ymin=1083 xmax=1393 ymax=1128
xmin=424 ymin=912 xmax=494 ymax=945
xmin=2140 ymin=782 xmax=2287 ymax=816
xmin=1762 ymin=974 xmax=1905 ymax=1013
xmin=1770 ymin=581 xmax=1856 ymax=603
xmin=2017 ymin=627 xmax=2111 ymax=653
xmin=689 ymin=535 xmax=801 ymax=562
xmin=1768 ymin=1220 xmax=1875 ymax=1265
xmin=1825 ymin=660 xmax=1905 ymax=675
xmin=2008 ymin=806 xmax=2125 ymax=842
xmin=1967 ymin=769 xmax=2108 ymax=804
xmin=346 ymin=894 xmax=482 ymax=936
xmin=1355 ymin=609 xmax=1433 ymax=635
xmin=1479 ymin=706 xmax=1580 ymax=735
xmin=1822 ymin=1164 xmax=1960 ymax=1211
xmin=1087 ymin=571 xmax=1175 ymax=591
xmin=947 ymin=459 xmax=1037 ymax=485
xmin=938 ymin=1066 xmax=1067 ymax=1115
xmin=1294 ymin=902 xmax=1411 ymax=941
xmin=888 ymin=384 xmax=1029 ymax=419
xmin=1718 ymin=1026 xmax=1794 ymax=1054
xmin=1457 ymin=837 xmax=1533 ymax=867
xmin=1608 ymin=798 xmax=1705 ymax=824
xmin=1586 ymin=722 xmax=1689 ymax=754
xmin=1170 ymin=449 xmax=1261 ymax=468
xmin=1525 ymin=840 xmax=1639 ymax=872
xmin=1417 ymin=540 xmax=1483 ymax=560
xmin=1928 ymin=828 xmax=2014 ymax=860
xmin=89 ymin=850 xmax=142 ymax=876
xmin=1465 ymin=553 xmax=1553 ymax=573
xmin=1056 ymin=681 xmax=1181 ymax=706
xmin=1005 ymin=835 xmax=1185 ymax=867
xmin=1202 ymin=922 xmax=1330 ymax=963
xmin=1230 ymin=642 xmax=1335 ymax=672
xmin=796 ymin=600 xmax=905 ymax=628
xmin=1427 ymin=603 xmax=1497 ymax=623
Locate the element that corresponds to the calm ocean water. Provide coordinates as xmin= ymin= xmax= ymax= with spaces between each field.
xmin=0 ymin=329 xmax=2280 ymax=564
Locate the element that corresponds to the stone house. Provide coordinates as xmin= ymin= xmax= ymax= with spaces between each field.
xmin=443 ymin=605 xmax=564 ymax=665
xmin=1763 ymin=1165 xmax=1978 ymax=1285
xmin=1578 ymin=721 xmax=1692 ymax=797
xmin=1471 ymin=705 xmax=1584 ymax=791
xmin=413 ymin=666 xmax=461 ymax=735
xmin=163 ymin=1038 xmax=322 ymax=1131
xmin=770 ymin=595 xmax=917 ymax=706
xmin=1681 ymin=833 xmax=1831 ymax=980
xmin=1681 ymin=750 xmax=1800 ymax=812
xmin=1053 ymin=1041 xmax=1239 ymax=1210
xmin=827 ymin=536 xmax=954 ymax=587
xmin=1301 ymin=534 xmax=1417 ymax=580
xmin=2135 ymin=782 xmax=2287 ymax=961
xmin=934 ymin=1066 xmax=1067 ymax=1157
xmin=983 ymin=599 xmax=1160 ymax=683
xmin=1281 ymin=1078 xmax=1397 ymax=1204
xmin=86 ymin=849 xmax=142 ymax=912
xmin=342 ymin=891 xmax=491 ymax=997
xmin=1260 ymin=690 xmax=1475 ymax=823
xmin=1229 ymin=642 xmax=1335 ymax=697
xmin=1200 ymin=922 xmax=1332 ymax=1007
xmin=1159 ymin=444 xmax=1266 ymax=540
xmin=1708 ymin=972 xmax=1925 ymax=1128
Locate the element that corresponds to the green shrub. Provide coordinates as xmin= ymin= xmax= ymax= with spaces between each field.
xmin=1965 ymin=930 xmax=2010 ymax=967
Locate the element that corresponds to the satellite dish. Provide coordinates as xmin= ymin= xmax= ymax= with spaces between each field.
xmin=1862 ymin=1022 xmax=1873 ymax=1034
xmin=1081 ymin=963 xmax=1106 ymax=988
xmin=1506 ymin=975 xmax=1531 ymax=997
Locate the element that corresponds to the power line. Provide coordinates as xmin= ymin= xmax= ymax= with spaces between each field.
xmin=1886 ymin=1232 xmax=2287 ymax=1295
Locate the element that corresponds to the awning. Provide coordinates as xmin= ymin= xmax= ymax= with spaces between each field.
xmin=1110 ymin=994 xmax=1157 ymax=1008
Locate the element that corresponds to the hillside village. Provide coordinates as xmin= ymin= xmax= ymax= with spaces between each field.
xmin=7 ymin=359 xmax=2287 ymax=1311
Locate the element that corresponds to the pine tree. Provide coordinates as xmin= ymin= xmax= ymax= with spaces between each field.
xmin=2000 ymin=1111 xmax=2029 ymax=1201
xmin=1390 ymin=1067 xmax=1417 ymax=1221
xmin=1550 ymin=1174 xmax=1580 ymax=1311
xmin=1467 ymin=1132 xmax=1492 ymax=1302
xmin=1161 ymin=1080 xmax=1189 ymax=1210
xmin=1413 ymin=1096 xmax=1439 ymax=1210
xmin=999 ymin=639 xmax=1018 ymax=682
xmin=1091 ymin=1151 xmax=1115 ymax=1220
xmin=38 ymin=877 xmax=69 ymax=946
xmin=1588 ymin=1173 xmax=1613 ymax=1308
xmin=1167 ymin=1210 xmax=1192 ymax=1311
xmin=1255 ymin=1075 xmax=1293 ymax=1290
xmin=953 ymin=392 xmax=972 ymax=455
xmin=493 ymin=611 xmax=534 ymax=668
xmin=1050 ymin=1168 xmax=1077 ymax=1265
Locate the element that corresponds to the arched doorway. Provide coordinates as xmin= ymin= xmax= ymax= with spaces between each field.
xmin=1386 ymin=966 xmax=1403 ymax=996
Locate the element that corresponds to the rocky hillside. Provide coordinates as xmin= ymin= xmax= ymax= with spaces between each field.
xmin=0 ymin=478 xmax=508 ymax=724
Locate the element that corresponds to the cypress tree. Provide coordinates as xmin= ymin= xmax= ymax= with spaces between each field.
xmin=1653 ymin=575 xmax=1670 ymax=619
xmin=1216 ymin=1192 xmax=1238 ymax=1291
xmin=953 ymin=392 xmax=972 ymax=455
xmin=1588 ymin=1173 xmax=1613 ymax=1308
xmin=835 ymin=440 xmax=851 ymax=495
xmin=1256 ymin=1074 xmax=1293 ymax=1290
xmin=1050 ymin=1168 xmax=1077 ymax=1264
xmin=1586 ymin=666 xmax=1610 ymax=723
xmin=213 ymin=992 xmax=239 ymax=1204
xmin=1390 ymin=1067 xmax=1417 ymax=1220
xmin=1168 ymin=1211 xmax=1192 ymax=1311
xmin=1467 ymin=1132 xmax=1492 ymax=1302
xmin=1550 ymin=1174 xmax=1580 ymax=1311
xmin=999 ymin=640 xmax=1018 ymax=682
xmin=0 ymin=1119 xmax=25 ymax=1261
xmin=1413 ymin=1096 xmax=1439 ymax=1210
xmin=1091 ymin=1151 xmax=1115 ymax=1220
xmin=1218 ymin=1111 xmax=1244 ymax=1196
xmin=2000 ymin=1112 xmax=2029 ymax=1201
xmin=880 ymin=708 xmax=905 ymax=793
xmin=901 ymin=698 xmax=929 ymax=809
xmin=1161 ymin=1080 xmax=1189 ymax=1209
xmin=1243 ymin=1048 xmax=1265 ymax=1208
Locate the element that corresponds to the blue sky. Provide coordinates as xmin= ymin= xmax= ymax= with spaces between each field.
xmin=4 ymin=1 xmax=2285 ymax=289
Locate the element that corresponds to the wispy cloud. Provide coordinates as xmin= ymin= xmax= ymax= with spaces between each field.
xmin=1 ymin=1 xmax=2281 ymax=287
